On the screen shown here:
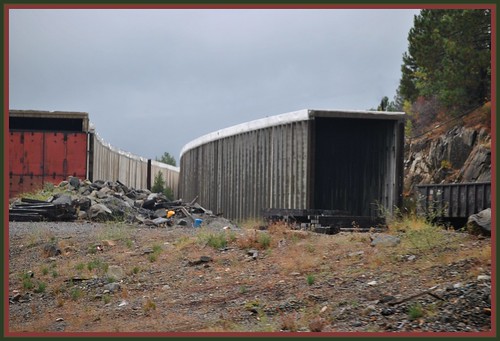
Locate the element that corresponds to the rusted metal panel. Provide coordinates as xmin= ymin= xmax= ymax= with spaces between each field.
xmin=9 ymin=175 xmax=45 ymax=198
xmin=43 ymin=132 xmax=87 ymax=181
xmin=66 ymin=133 xmax=88 ymax=177
xmin=9 ymin=110 xmax=91 ymax=197
xmin=416 ymin=182 xmax=491 ymax=218
xmin=9 ymin=131 xmax=87 ymax=197
xmin=9 ymin=132 xmax=44 ymax=175
xmin=43 ymin=132 xmax=63 ymax=179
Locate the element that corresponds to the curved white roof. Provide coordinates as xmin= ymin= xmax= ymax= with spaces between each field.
xmin=180 ymin=108 xmax=405 ymax=157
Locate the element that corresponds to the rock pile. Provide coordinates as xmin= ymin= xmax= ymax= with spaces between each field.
xmin=8 ymin=177 xmax=216 ymax=227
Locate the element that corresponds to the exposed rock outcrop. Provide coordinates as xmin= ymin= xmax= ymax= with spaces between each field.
xmin=404 ymin=125 xmax=491 ymax=195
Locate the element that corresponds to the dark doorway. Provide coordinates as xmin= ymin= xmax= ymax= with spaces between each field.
xmin=313 ymin=117 xmax=395 ymax=216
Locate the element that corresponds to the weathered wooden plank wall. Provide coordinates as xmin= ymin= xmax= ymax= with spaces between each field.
xmin=92 ymin=133 xmax=179 ymax=195
xmin=179 ymin=121 xmax=310 ymax=221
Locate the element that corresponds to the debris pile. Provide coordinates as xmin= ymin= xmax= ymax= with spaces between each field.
xmin=8 ymin=177 xmax=222 ymax=228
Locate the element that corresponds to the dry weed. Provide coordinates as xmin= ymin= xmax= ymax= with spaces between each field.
xmin=279 ymin=312 xmax=299 ymax=332
xmin=236 ymin=229 xmax=272 ymax=250
xmin=308 ymin=316 xmax=326 ymax=332
xmin=273 ymin=243 xmax=320 ymax=274
xmin=239 ymin=217 xmax=267 ymax=230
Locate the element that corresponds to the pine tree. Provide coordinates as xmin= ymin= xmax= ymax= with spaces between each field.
xmin=399 ymin=9 xmax=491 ymax=114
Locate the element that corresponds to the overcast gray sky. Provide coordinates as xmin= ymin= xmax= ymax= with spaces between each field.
xmin=9 ymin=8 xmax=420 ymax=162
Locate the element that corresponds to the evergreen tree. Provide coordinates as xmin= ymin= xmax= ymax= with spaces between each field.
xmin=399 ymin=9 xmax=491 ymax=114
xmin=151 ymin=171 xmax=166 ymax=194
xmin=156 ymin=152 xmax=177 ymax=167
xmin=151 ymin=171 xmax=174 ymax=200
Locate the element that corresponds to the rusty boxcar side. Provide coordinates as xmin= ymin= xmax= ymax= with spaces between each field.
xmin=9 ymin=110 xmax=89 ymax=197
xmin=8 ymin=110 xmax=180 ymax=198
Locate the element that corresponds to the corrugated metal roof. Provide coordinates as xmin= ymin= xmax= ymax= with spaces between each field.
xmin=180 ymin=109 xmax=405 ymax=157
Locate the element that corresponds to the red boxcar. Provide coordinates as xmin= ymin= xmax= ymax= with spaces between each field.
xmin=9 ymin=110 xmax=90 ymax=198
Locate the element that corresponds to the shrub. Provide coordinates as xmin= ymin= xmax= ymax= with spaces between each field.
xmin=20 ymin=272 xmax=34 ymax=290
xmin=207 ymin=233 xmax=227 ymax=249
xmin=70 ymin=287 xmax=83 ymax=301
xmin=34 ymin=282 xmax=47 ymax=293
xmin=258 ymin=233 xmax=271 ymax=249
xmin=148 ymin=253 xmax=158 ymax=263
xmin=144 ymin=298 xmax=156 ymax=313
xmin=408 ymin=302 xmax=424 ymax=320
xmin=440 ymin=159 xmax=452 ymax=169
xmin=87 ymin=258 xmax=108 ymax=273
xmin=152 ymin=244 xmax=162 ymax=254
xmin=103 ymin=294 xmax=111 ymax=304
xmin=237 ymin=230 xmax=272 ymax=250
xmin=402 ymin=224 xmax=449 ymax=255
xmin=197 ymin=230 xmax=230 ymax=249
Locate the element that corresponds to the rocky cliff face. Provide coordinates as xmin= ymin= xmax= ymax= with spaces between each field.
xmin=404 ymin=125 xmax=491 ymax=195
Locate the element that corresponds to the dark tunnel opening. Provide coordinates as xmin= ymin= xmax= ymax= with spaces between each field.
xmin=313 ymin=117 xmax=395 ymax=216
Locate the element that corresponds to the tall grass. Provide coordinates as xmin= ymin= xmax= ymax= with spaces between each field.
xmin=196 ymin=229 xmax=236 ymax=249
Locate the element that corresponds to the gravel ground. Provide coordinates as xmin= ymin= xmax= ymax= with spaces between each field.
xmin=7 ymin=221 xmax=493 ymax=335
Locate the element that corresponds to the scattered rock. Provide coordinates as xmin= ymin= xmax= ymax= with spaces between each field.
xmin=370 ymin=234 xmax=400 ymax=247
xmin=381 ymin=308 xmax=396 ymax=316
xmin=101 ymin=240 xmax=116 ymax=246
xmin=107 ymin=266 xmax=125 ymax=281
xmin=103 ymin=282 xmax=121 ymax=293
xmin=247 ymin=249 xmax=259 ymax=260
xmin=9 ymin=178 xmax=226 ymax=228
xmin=348 ymin=251 xmax=364 ymax=257
xmin=87 ymin=204 xmax=112 ymax=221
xmin=406 ymin=255 xmax=416 ymax=261
xmin=188 ymin=256 xmax=213 ymax=266
xmin=52 ymin=194 xmax=73 ymax=206
xmin=467 ymin=208 xmax=491 ymax=236
xmin=42 ymin=243 xmax=61 ymax=257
